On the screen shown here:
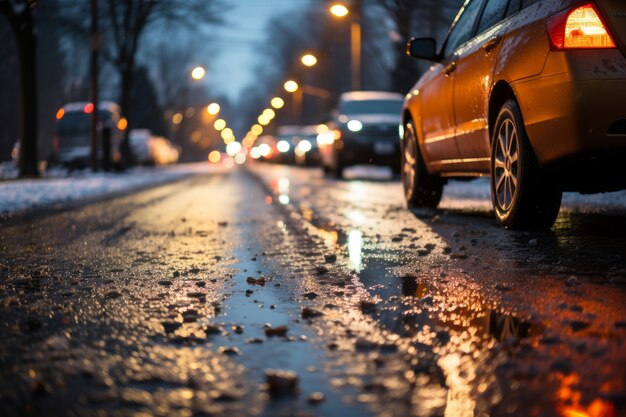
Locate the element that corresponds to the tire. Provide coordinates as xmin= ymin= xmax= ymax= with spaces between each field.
xmin=391 ymin=162 xmax=402 ymax=176
xmin=490 ymin=100 xmax=562 ymax=230
xmin=402 ymin=120 xmax=444 ymax=208
xmin=333 ymin=160 xmax=345 ymax=179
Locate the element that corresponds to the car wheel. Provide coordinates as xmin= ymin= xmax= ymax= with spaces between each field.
xmin=490 ymin=100 xmax=562 ymax=230
xmin=391 ymin=162 xmax=402 ymax=176
xmin=402 ymin=120 xmax=444 ymax=208
xmin=333 ymin=160 xmax=345 ymax=179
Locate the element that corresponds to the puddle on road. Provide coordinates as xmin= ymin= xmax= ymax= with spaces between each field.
xmin=199 ymin=232 xmax=367 ymax=417
xmin=255 ymin=167 xmax=625 ymax=417
xmin=297 ymin=206 xmax=555 ymax=417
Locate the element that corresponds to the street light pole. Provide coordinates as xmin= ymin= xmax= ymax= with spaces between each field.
xmin=330 ymin=1 xmax=362 ymax=91
xmin=351 ymin=19 xmax=361 ymax=91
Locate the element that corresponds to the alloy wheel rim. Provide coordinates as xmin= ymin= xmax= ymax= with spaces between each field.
xmin=403 ymin=125 xmax=417 ymax=200
xmin=493 ymin=118 xmax=519 ymax=212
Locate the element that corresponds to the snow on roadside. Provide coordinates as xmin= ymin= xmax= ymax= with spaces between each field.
xmin=343 ymin=166 xmax=626 ymax=214
xmin=0 ymin=163 xmax=227 ymax=216
xmin=442 ymin=178 xmax=626 ymax=213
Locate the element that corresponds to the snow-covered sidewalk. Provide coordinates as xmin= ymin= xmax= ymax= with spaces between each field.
xmin=0 ymin=163 xmax=227 ymax=216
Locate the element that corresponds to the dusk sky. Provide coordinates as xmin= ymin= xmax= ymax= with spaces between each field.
xmin=209 ymin=0 xmax=311 ymax=101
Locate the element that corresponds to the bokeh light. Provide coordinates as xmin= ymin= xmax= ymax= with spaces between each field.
xmin=284 ymin=80 xmax=299 ymax=93
xmin=172 ymin=113 xmax=183 ymax=125
xmin=271 ymin=97 xmax=285 ymax=109
xmin=207 ymin=103 xmax=220 ymax=115
xmin=330 ymin=4 xmax=349 ymax=17
xmin=214 ymin=119 xmax=226 ymax=131
xmin=191 ymin=66 xmax=206 ymax=80
xmin=251 ymin=124 xmax=263 ymax=136
xmin=226 ymin=141 xmax=242 ymax=157
xmin=301 ymin=54 xmax=318 ymax=67
xmin=208 ymin=150 xmax=221 ymax=163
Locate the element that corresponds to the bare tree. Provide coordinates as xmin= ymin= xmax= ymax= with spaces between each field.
xmin=373 ymin=0 xmax=462 ymax=93
xmin=0 ymin=0 xmax=39 ymax=177
xmin=61 ymin=0 xmax=223 ymax=167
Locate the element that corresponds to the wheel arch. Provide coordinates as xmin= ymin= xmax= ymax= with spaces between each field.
xmin=488 ymin=81 xmax=517 ymax=145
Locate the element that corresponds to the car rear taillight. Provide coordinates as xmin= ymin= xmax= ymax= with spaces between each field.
xmin=547 ymin=3 xmax=616 ymax=50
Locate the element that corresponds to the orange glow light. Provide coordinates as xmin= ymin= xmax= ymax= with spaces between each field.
xmin=117 ymin=118 xmax=128 ymax=131
xmin=549 ymin=3 xmax=617 ymax=49
xmin=208 ymin=150 xmax=221 ymax=163
xmin=330 ymin=4 xmax=349 ymax=17
xmin=566 ymin=5 xmax=616 ymax=48
xmin=55 ymin=108 xmax=65 ymax=120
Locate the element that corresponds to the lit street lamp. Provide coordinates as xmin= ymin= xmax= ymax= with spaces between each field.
xmin=329 ymin=4 xmax=349 ymax=17
xmin=301 ymin=54 xmax=318 ymax=67
xmin=271 ymin=97 xmax=285 ymax=109
xmin=206 ymin=102 xmax=220 ymax=115
xmin=191 ymin=66 xmax=206 ymax=80
xmin=330 ymin=2 xmax=361 ymax=91
xmin=284 ymin=80 xmax=299 ymax=93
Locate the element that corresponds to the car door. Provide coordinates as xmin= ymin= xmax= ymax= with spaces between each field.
xmin=452 ymin=0 xmax=511 ymax=170
xmin=420 ymin=0 xmax=485 ymax=169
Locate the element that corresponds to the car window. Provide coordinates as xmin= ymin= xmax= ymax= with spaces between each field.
xmin=443 ymin=0 xmax=484 ymax=57
xmin=521 ymin=0 xmax=539 ymax=8
xmin=339 ymin=100 xmax=403 ymax=116
xmin=505 ymin=0 xmax=521 ymax=16
xmin=477 ymin=0 xmax=510 ymax=34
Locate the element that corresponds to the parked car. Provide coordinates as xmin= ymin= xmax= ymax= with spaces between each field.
xmin=129 ymin=129 xmax=154 ymax=165
xmin=55 ymin=101 xmax=123 ymax=168
xmin=319 ymin=91 xmax=404 ymax=178
xmin=130 ymin=129 xmax=179 ymax=165
xmin=402 ymin=0 xmax=626 ymax=230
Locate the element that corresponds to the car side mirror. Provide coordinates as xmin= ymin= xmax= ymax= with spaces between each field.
xmin=406 ymin=38 xmax=439 ymax=61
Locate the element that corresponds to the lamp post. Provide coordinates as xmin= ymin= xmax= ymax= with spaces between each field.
xmin=284 ymin=80 xmax=332 ymax=124
xmin=330 ymin=2 xmax=361 ymax=91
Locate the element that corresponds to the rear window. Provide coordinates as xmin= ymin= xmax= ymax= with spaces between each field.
xmin=58 ymin=110 xmax=113 ymax=136
xmin=339 ymin=99 xmax=403 ymax=115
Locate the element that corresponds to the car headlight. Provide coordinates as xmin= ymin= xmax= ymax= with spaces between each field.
xmin=347 ymin=120 xmax=363 ymax=132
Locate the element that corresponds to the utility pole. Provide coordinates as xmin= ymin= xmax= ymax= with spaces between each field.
xmin=89 ymin=0 xmax=100 ymax=171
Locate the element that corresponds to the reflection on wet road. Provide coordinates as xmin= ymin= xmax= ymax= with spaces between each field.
xmin=251 ymin=163 xmax=626 ymax=417
xmin=0 ymin=164 xmax=624 ymax=417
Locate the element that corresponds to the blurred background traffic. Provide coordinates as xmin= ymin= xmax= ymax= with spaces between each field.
xmin=0 ymin=0 xmax=463 ymax=177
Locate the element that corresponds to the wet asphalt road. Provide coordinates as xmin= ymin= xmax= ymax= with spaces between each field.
xmin=1 ymin=163 xmax=625 ymax=417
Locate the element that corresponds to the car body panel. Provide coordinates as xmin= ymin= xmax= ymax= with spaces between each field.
xmin=417 ymin=61 xmax=460 ymax=166
xmin=452 ymin=23 xmax=506 ymax=163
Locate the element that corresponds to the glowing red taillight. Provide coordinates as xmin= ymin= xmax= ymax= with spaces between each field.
xmin=547 ymin=3 xmax=616 ymax=50
xmin=84 ymin=103 xmax=94 ymax=114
